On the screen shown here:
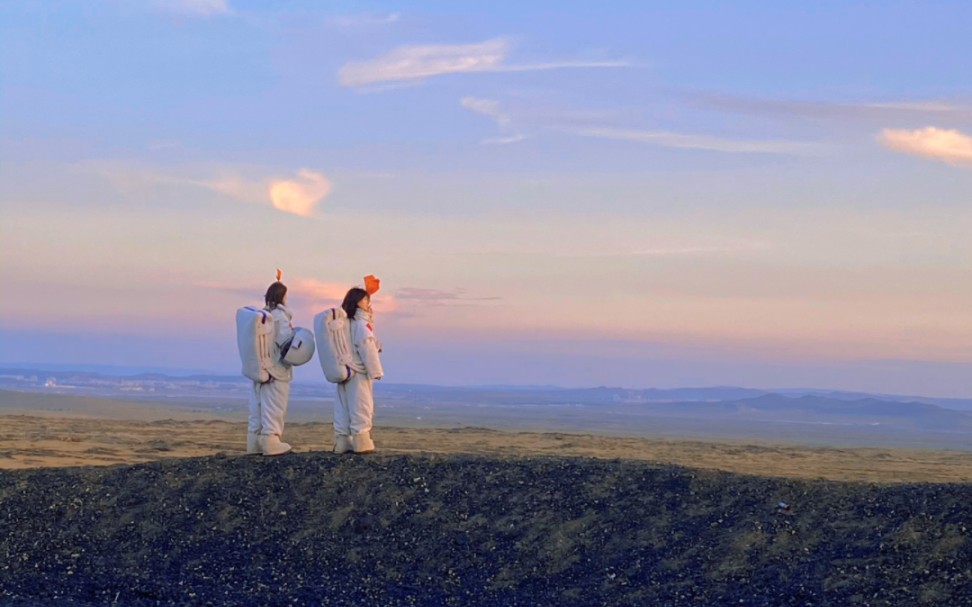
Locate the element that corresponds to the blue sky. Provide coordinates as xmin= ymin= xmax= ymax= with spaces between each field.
xmin=2 ymin=1 xmax=971 ymax=396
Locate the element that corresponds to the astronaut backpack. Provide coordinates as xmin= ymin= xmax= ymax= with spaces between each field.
xmin=314 ymin=307 xmax=354 ymax=383
xmin=236 ymin=306 xmax=274 ymax=383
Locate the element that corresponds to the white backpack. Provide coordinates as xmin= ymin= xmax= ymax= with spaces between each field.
xmin=236 ymin=306 xmax=274 ymax=383
xmin=314 ymin=307 xmax=355 ymax=383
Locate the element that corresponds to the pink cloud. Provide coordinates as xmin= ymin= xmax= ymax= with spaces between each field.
xmin=86 ymin=163 xmax=332 ymax=217
xmin=294 ymin=278 xmax=400 ymax=316
xmin=198 ymin=278 xmax=397 ymax=313
xmin=879 ymin=126 xmax=972 ymax=167
xmin=268 ymin=169 xmax=332 ymax=217
xmin=294 ymin=279 xmax=350 ymax=305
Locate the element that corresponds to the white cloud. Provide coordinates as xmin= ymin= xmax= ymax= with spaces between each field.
xmin=567 ymin=126 xmax=814 ymax=155
xmin=154 ymin=0 xmax=231 ymax=17
xmin=338 ymin=38 xmax=627 ymax=88
xmin=878 ymin=127 xmax=972 ymax=167
xmin=268 ymin=170 xmax=332 ymax=218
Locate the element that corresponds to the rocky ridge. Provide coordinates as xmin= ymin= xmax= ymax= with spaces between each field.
xmin=1 ymin=453 xmax=970 ymax=606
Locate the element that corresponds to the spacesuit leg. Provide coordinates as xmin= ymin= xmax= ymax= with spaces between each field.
xmin=333 ymin=381 xmax=353 ymax=453
xmin=258 ymin=379 xmax=292 ymax=456
xmin=347 ymin=373 xmax=375 ymax=453
xmin=247 ymin=382 xmax=262 ymax=454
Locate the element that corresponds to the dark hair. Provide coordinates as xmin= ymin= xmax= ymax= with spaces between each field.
xmin=342 ymin=287 xmax=369 ymax=319
xmin=265 ymin=281 xmax=287 ymax=310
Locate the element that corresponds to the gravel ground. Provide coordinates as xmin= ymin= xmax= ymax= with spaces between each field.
xmin=1 ymin=453 xmax=970 ymax=606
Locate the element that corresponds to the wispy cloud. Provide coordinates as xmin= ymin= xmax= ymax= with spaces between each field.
xmin=864 ymin=101 xmax=964 ymax=112
xmin=86 ymin=162 xmax=332 ymax=217
xmin=153 ymin=0 xmax=231 ymax=17
xmin=456 ymin=93 xmax=823 ymax=153
xmin=296 ymin=278 xmax=400 ymax=314
xmin=460 ymin=97 xmax=510 ymax=128
xmin=198 ymin=277 xmax=399 ymax=315
xmin=197 ymin=278 xmax=348 ymax=303
xmin=330 ymin=12 xmax=401 ymax=27
xmin=566 ymin=126 xmax=815 ymax=155
xmin=555 ymin=240 xmax=773 ymax=259
xmin=693 ymin=93 xmax=972 ymax=122
xmin=295 ymin=278 xmax=349 ymax=303
xmin=338 ymin=38 xmax=627 ymax=88
xmin=194 ymin=173 xmax=265 ymax=202
xmin=879 ymin=127 xmax=972 ymax=167
xmin=460 ymin=96 xmax=528 ymax=145
xmin=483 ymin=134 xmax=528 ymax=145
xmin=396 ymin=287 xmax=500 ymax=306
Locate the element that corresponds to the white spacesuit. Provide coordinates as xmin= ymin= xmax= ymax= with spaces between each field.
xmin=248 ymin=304 xmax=295 ymax=456
xmin=334 ymin=308 xmax=383 ymax=453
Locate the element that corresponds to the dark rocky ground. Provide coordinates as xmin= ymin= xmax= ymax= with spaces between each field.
xmin=1 ymin=453 xmax=970 ymax=606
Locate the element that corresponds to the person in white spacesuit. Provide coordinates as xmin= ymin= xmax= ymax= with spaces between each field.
xmin=247 ymin=280 xmax=296 ymax=456
xmin=333 ymin=287 xmax=384 ymax=454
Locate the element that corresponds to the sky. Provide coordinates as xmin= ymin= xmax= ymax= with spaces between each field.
xmin=1 ymin=1 xmax=971 ymax=396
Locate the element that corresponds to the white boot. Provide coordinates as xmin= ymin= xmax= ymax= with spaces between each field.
xmin=351 ymin=431 xmax=375 ymax=454
xmin=333 ymin=434 xmax=353 ymax=454
xmin=246 ymin=432 xmax=261 ymax=455
xmin=259 ymin=434 xmax=292 ymax=456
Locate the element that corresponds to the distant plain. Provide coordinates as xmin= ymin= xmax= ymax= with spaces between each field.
xmin=2 ymin=390 xmax=970 ymax=484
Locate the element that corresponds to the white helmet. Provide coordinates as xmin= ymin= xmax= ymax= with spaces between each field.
xmin=282 ymin=327 xmax=316 ymax=366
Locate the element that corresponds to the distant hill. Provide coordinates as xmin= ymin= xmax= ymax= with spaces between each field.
xmin=3 ymin=366 xmax=971 ymax=411
xmin=634 ymin=394 xmax=972 ymax=432
xmin=0 ymin=453 xmax=968 ymax=606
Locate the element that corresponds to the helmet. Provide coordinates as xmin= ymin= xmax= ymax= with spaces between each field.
xmin=282 ymin=327 xmax=316 ymax=366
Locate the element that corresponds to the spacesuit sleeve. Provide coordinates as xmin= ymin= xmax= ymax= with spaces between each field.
xmin=352 ymin=322 xmax=384 ymax=380
xmin=273 ymin=311 xmax=295 ymax=349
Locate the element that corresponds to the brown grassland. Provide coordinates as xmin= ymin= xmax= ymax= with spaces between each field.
xmin=2 ymin=412 xmax=971 ymax=484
